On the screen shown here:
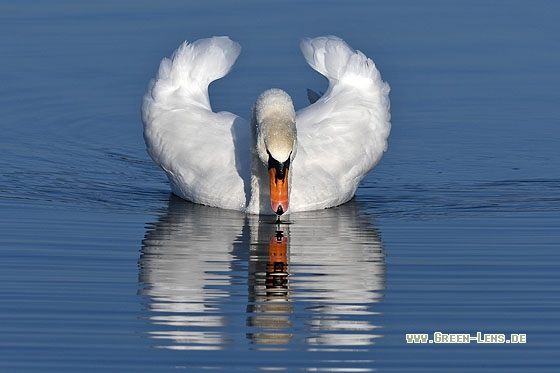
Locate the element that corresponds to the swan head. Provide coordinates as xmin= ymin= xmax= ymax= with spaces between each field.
xmin=253 ymin=89 xmax=297 ymax=215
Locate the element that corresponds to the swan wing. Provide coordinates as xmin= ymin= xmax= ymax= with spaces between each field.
xmin=291 ymin=36 xmax=391 ymax=211
xmin=142 ymin=37 xmax=249 ymax=211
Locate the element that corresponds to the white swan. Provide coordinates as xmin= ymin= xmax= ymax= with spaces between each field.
xmin=142 ymin=36 xmax=391 ymax=215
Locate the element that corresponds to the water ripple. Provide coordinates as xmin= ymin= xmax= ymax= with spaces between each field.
xmin=139 ymin=197 xmax=385 ymax=369
xmin=359 ymin=177 xmax=560 ymax=219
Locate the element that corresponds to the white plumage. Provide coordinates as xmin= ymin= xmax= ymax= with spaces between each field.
xmin=142 ymin=35 xmax=391 ymax=215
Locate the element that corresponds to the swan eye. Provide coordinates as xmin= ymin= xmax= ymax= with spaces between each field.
xmin=267 ymin=151 xmax=291 ymax=180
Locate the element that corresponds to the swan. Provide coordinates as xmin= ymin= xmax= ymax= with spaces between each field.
xmin=142 ymin=36 xmax=391 ymax=215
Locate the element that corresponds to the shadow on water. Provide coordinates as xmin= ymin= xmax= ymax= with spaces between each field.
xmin=139 ymin=195 xmax=385 ymax=369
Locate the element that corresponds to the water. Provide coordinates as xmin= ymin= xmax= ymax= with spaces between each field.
xmin=1 ymin=0 xmax=559 ymax=371
xmin=139 ymin=198 xmax=385 ymax=370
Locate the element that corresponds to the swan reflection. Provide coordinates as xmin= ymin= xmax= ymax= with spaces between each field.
xmin=246 ymin=222 xmax=293 ymax=347
xmin=139 ymin=198 xmax=244 ymax=350
xmin=139 ymin=195 xmax=385 ymax=353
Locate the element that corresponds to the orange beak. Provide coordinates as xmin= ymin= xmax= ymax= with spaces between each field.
xmin=269 ymin=167 xmax=289 ymax=215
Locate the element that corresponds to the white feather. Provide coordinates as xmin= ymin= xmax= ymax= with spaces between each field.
xmin=142 ymin=37 xmax=248 ymax=211
xmin=291 ymin=36 xmax=391 ymax=211
xmin=142 ymin=36 xmax=391 ymax=214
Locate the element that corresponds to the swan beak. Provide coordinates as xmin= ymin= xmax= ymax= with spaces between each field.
xmin=268 ymin=164 xmax=290 ymax=215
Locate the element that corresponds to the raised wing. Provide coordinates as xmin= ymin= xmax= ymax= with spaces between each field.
xmin=290 ymin=36 xmax=391 ymax=211
xmin=142 ymin=37 xmax=250 ymax=210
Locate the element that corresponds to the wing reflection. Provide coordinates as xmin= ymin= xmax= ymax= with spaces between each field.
xmin=139 ymin=196 xmax=385 ymax=354
xmin=139 ymin=196 xmax=246 ymax=350
xmin=246 ymin=203 xmax=385 ymax=350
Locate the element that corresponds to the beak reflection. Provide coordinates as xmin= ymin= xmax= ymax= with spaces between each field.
xmin=266 ymin=230 xmax=289 ymax=294
xmin=247 ymin=226 xmax=292 ymax=346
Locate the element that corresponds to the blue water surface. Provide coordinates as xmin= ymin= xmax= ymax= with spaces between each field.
xmin=1 ymin=1 xmax=559 ymax=371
